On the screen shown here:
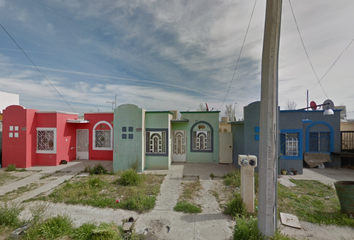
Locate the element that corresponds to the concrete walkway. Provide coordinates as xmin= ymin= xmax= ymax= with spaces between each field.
xmin=2 ymin=162 xmax=236 ymax=240
xmin=0 ymin=160 xmax=113 ymax=200
xmin=135 ymin=163 xmax=236 ymax=239
xmin=280 ymin=167 xmax=354 ymax=188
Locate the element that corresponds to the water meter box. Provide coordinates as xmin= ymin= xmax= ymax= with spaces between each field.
xmin=238 ymin=154 xmax=257 ymax=213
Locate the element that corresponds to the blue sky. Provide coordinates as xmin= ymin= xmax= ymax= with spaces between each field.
xmin=1 ymin=0 xmax=353 ymax=119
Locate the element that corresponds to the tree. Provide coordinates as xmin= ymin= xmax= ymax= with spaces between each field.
xmin=197 ymin=103 xmax=206 ymax=111
xmin=285 ymin=100 xmax=297 ymax=110
xmin=224 ymin=104 xmax=236 ymax=121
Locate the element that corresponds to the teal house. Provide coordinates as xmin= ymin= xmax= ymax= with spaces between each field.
xmin=113 ymin=104 xmax=221 ymax=172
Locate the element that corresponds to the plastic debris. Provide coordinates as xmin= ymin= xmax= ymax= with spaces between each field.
xmin=116 ymin=198 xmax=120 ymax=203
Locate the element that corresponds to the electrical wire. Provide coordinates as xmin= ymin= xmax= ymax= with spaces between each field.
xmin=310 ymin=37 xmax=354 ymax=91
xmin=218 ymin=0 xmax=257 ymax=111
xmin=0 ymin=23 xmax=76 ymax=113
xmin=288 ymin=0 xmax=329 ymax=99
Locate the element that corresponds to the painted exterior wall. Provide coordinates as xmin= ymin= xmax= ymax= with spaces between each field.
xmin=113 ymin=104 xmax=145 ymax=172
xmin=178 ymin=111 xmax=220 ymax=164
xmin=232 ymin=101 xmax=341 ymax=174
xmin=2 ymin=105 xmax=113 ymax=168
xmin=2 ymin=106 xmax=37 ymax=168
xmin=230 ymin=122 xmax=244 ymax=167
xmin=145 ymin=112 xmax=172 ymax=170
xmin=79 ymin=113 xmax=114 ymax=160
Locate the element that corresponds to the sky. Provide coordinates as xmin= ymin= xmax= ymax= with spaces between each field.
xmin=0 ymin=0 xmax=353 ymax=119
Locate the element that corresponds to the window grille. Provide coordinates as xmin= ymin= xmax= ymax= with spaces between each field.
xmin=192 ymin=131 xmax=211 ymax=150
xmin=309 ymin=132 xmax=330 ymax=152
xmin=146 ymin=131 xmax=166 ymax=154
xmin=95 ymin=130 xmax=111 ymax=148
xmin=280 ymin=133 xmax=299 ymax=156
xmin=37 ymin=130 xmax=54 ymax=150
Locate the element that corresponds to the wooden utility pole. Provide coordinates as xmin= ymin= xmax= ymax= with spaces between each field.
xmin=258 ymin=0 xmax=282 ymax=237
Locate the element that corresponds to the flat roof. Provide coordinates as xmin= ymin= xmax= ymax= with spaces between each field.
xmin=146 ymin=111 xmax=174 ymax=115
xmin=67 ymin=119 xmax=90 ymax=123
xmin=171 ymin=119 xmax=189 ymax=123
xmin=36 ymin=111 xmax=78 ymax=115
xmin=180 ymin=111 xmax=220 ymax=114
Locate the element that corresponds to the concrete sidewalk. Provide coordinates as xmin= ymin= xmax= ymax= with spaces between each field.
xmin=0 ymin=160 xmax=113 ymax=200
xmin=281 ymin=167 xmax=354 ymax=187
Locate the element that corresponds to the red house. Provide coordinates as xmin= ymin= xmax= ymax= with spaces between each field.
xmin=2 ymin=105 xmax=113 ymax=168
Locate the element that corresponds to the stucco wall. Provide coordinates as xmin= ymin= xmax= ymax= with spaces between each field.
xmin=113 ymin=104 xmax=145 ymax=172
xmin=80 ymin=113 xmax=114 ymax=161
xmin=2 ymin=105 xmax=38 ymax=168
xmin=145 ymin=112 xmax=172 ymax=170
xmin=179 ymin=111 xmax=220 ymax=164
xmin=230 ymin=122 xmax=244 ymax=168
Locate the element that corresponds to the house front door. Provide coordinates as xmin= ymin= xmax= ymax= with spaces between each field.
xmin=219 ymin=132 xmax=233 ymax=163
xmin=172 ymin=130 xmax=186 ymax=162
xmin=77 ymin=129 xmax=89 ymax=159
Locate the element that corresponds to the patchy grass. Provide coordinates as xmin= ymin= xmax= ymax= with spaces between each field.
xmin=174 ymin=176 xmax=203 ymax=213
xmin=30 ymin=171 xmax=164 ymax=213
xmin=224 ymin=193 xmax=248 ymax=218
xmin=174 ymin=201 xmax=202 ymax=213
xmin=22 ymin=215 xmax=140 ymax=240
xmin=0 ymin=183 xmax=43 ymax=201
xmin=0 ymin=172 xmax=19 ymax=186
xmin=233 ymin=217 xmax=295 ymax=240
xmin=180 ymin=179 xmax=202 ymax=200
xmin=278 ymin=179 xmax=354 ymax=227
xmin=6 ymin=164 xmax=17 ymax=172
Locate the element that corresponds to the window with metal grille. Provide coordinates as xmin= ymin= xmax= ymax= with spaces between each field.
xmin=37 ymin=128 xmax=56 ymax=153
xmin=280 ymin=133 xmax=299 ymax=156
xmin=146 ymin=131 xmax=166 ymax=154
xmin=95 ymin=130 xmax=111 ymax=148
xmin=309 ymin=132 xmax=330 ymax=152
xmin=192 ymin=131 xmax=211 ymax=150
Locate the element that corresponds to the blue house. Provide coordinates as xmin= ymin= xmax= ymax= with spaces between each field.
xmin=231 ymin=101 xmax=341 ymax=174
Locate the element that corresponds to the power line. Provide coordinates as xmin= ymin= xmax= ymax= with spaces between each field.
xmin=310 ymin=36 xmax=354 ymax=91
xmin=0 ymin=23 xmax=76 ymax=113
xmin=218 ymin=0 xmax=257 ymax=111
xmin=288 ymin=0 xmax=328 ymax=99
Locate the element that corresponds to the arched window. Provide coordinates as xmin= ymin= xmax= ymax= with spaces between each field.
xmin=191 ymin=121 xmax=213 ymax=152
xmin=146 ymin=129 xmax=167 ymax=155
xmin=93 ymin=121 xmax=113 ymax=150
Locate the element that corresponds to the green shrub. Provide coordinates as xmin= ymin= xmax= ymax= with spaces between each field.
xmin=224 ymin=193 xmax=247 ymax=218
xmin=90 ymin=164 xmax=107 ymax=175
xmin=71 ymin=223 xmax=97 ymax=240
xmin=39 ymin=215 xmax=73 ymax=239
xmin=0 ymin=202 xmax=22 ymax=228
xmin=24 ymin=215 xmax=73 ymax=240
xmin=88 ymin=176 xmax=103 ymax=188
xmin=224 ymin=170 xmax=241 ymax=187
xmin=19 ymin=168 xmax=27 ymax=172
xmin=120 ymin=195 xmax=156 ymax=213
xmin=6 ymin=164 xmax=16 ymax=172
xmin=118 ymin=169 xmax=141 ymax=186
xmin=233 ymin=217 xmax=264 ymax=240
xmin=174 ymin=201 xmax=202 ymax=213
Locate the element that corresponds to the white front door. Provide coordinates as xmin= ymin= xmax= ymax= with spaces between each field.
xmin=219 ymin=132 xmax=233 ymax=163
xmin=172 ymin=130 xmax=186 ymax=162
xmin=77 ymin=129 xmax=89 ymax=159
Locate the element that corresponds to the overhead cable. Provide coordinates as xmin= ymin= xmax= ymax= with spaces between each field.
xmin=0 ymin=23 xmax=76 ymax=113
xmin=218 ymin=0 xmax=258 ymax=111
